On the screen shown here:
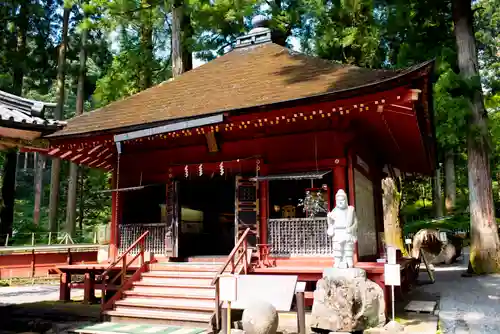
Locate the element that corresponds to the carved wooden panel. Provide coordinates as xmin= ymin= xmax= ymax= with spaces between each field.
xmin=235 ymin=176 xmax=259 ymax=247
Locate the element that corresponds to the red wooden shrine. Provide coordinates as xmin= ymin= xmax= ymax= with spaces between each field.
xmin=32 ymin=27 xmax=436 ymax=312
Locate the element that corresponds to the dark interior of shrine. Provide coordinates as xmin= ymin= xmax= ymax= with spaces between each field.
xmin=122 ymin=184 xmax=166 ymax=224
xmin=178 ymin=175 xmax=235 ymax=257
xmin=268 ymin=174 xmax=333 ymax=219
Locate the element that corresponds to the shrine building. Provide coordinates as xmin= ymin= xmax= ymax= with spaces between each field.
xmin=39 ymin=21 xmax=436 ymax=327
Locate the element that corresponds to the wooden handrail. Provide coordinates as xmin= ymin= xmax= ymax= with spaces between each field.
xmin=100 ymin=231 xmax=149 ymax=280
xmin=210 ymin=228 xmax=251 ymax=285
xmin=100 ymin=230 xmax=150 ymax=311
xmin=211 ymin=227 xmax=251 ymax=331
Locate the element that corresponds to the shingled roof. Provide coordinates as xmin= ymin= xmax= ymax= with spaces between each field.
xmin=0 ymin=90 xmax=64 ymax=132
xmin=50 ymin=42 xmax=428 ymax=138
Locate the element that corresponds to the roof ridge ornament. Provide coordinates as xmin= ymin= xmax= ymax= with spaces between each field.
xmin=234 ymin=15 xmax=272 ymax=49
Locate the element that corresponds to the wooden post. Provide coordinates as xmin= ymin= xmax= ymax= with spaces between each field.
xmin=67 ymin=248 xmax=72 ymax=265
xmin=110 ymin=171 xmax=118 ymax=259
xmin=347 ymin=151 xmax=358 ymax=264
xmin=296 ymin=291 xmax=306 ymax=334
xmin=140 ymin=242 xmax=145 ymax=266
xmin=83 ymin=272 xmax=95 ymax=304
xmin=259 ymin=164 xmax=269 ymax=244
xmin=215 ymin=280 xmax=221 ymax=331
xmin=333 ymin=164 xmax=347 ymax=199
xmin=30 ymin=249 xmax=35 ymax=278
xmin=60 ymin=272 xmax=71 ymax=302
xmin=121 ymin=256 xmax=126 ymax=283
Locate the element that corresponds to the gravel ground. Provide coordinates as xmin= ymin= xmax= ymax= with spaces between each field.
xmin=0 ymin=284 xmax=84 ymax=305
xmin=416 ymin=247 xmax=500 ymax=333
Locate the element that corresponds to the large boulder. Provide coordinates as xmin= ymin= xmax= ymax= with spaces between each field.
xmin=310 ymin=268 xmax=385 ymax=333
xmin=241 ymin=301 xmax=279 ymax=334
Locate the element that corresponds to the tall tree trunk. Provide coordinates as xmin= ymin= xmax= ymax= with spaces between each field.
xmin=0 ymin=150 xmax=17 ymax=245
xmin=453 ymin=0 xmax=500 ymax=274
xmin=171 ymin=0 xmax=193 ymax=78
xmin=78 ymin=167 xmax=85 ymax=231
xmin=139 ymin=0 xmax=153 ymax=89
xmin=382 ymin=177 xmax=406 ymax=254
xmin=33 ymin=153 xmax=45 ymax=225
xmin=0 ymin=1 xmax=28 ymax=242
xmin=444 ymin=150 xmax=457 ymax=213
xmin=12 ymin=1 xmax=27 ymax=95
xmin=66 ymin=13 xmax=87 ymax=237
xmin=433 ymin=165 xmax=443 ymax=217
xmin=49 ymin=6 xmax=70 ymax=233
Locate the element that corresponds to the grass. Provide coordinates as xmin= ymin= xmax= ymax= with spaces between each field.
xmin=0 ymin=276 xmax=59 ymax=287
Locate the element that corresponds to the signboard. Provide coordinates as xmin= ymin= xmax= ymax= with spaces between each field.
xmin=387 ymin=246 xmax=397 ymax=265
xmin=219 ymin=274 xmax=238 ymax=302
xmin=223 ymin=275 xmax=298 ymax=311
xmin=384 ymin=264 xmax=401 ymax=286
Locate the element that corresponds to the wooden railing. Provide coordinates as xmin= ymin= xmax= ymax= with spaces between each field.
xmin=211 ymin=228 xmax=251 ymax=330
xmin=100 ymin=231 xmax=150 ymax=311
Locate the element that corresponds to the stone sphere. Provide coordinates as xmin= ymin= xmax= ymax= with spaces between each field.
xmin=242 ymin=300 xmax=279 ymax=334
xmin=251 ymin=15 xmax=269 ymax=28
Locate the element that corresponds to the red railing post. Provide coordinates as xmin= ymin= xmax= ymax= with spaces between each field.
xmin=101 ymin=276 xmax=106 ymax=307
xmin=243 ymin=239 xmax=248 ymax=274
xmin=210 ymin=228 xmax=251 ymax=331
xmin=214 ymin=279 xmax=221 ymax=329
xmin=121 ymin=256 xmax=126 ymax=283
xmin=140 ymin=241 xmax=145 ymax=266
xmin=100 ymin=230 xmax=150 ymax=312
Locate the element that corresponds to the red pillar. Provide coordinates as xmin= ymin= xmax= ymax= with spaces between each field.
xmin=109 ymin=171 xmax=118 ymax=260
xmin=259 ymin=165 xmax=269 ymax=244
xmin=333 ymin=165 xmax=347 ymax=197
xmin=347 ymin=151 xmax=358 ymax=264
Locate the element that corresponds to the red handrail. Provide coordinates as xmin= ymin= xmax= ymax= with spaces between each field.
xmin=211 ymin=228 xmax=251 ymax=330
xmin=100 ymin=230 xmax=150 ymax=311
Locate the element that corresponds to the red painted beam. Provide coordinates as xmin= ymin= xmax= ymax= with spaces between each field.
xmin=0 ymin=251 xmax=98 ymax=279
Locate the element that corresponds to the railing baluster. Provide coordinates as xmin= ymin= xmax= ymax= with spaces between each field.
xmin=243 ymin=239 xmax=248 ymax=274
xmin=101 ymin=230 xmax=150 ymax=311
xmin=214 ymin=279 xmax=221 ymax=330
xmin=121 ymin=256 xmax=126 ymax=283
xmin=140 ymin=241 xmax=145 ymax=266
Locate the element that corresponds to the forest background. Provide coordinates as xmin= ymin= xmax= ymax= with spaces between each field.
xmin=0 ymin=0 xmax=498 ymax=259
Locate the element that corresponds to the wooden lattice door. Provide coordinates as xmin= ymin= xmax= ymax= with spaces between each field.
xmin=235 ymin=176 xmax=259 ymax=248
xmin=165 ymin=180 xmax=180 ymax=257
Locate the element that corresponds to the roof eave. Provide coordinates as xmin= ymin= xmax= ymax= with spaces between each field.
xmin=48 ymin=59 xmax=435 ymax=141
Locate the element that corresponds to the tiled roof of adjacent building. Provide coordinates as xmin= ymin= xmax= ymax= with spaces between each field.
xmin=49 ymin=42 xmax=432 ymax=138
xmin=0 ymin=89 xmax=65 ymax=131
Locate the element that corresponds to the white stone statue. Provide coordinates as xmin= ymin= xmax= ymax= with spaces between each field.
xmin=327 ymin=189 xmax=358 ymax=268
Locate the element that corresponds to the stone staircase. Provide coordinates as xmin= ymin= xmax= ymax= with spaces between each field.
xmin=104 ymin=261 xmax=225 ymax=328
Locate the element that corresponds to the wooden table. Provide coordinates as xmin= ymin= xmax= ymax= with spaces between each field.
xmin=51 ymin=264 xmax=140 ymax=304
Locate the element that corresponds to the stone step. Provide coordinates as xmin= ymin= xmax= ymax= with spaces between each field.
xmin=140 ymin=276 xmax=214 ymax=286
xmin=151 ymin=263 xmax=224 ymax=272
xmin=143 ymin=271 xmax=218 ymax=278
xmin=133 ymin=280 xmax=213 ymax=289
xmin=106 ymin=306 xmax=212 ymax=327
xmin=116 ymin=297 xmax=214 ymax=311
xmin=127 ymin=287 xmax=216 ymax=299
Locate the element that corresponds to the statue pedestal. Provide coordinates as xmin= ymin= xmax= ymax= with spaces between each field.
xmin=323 ymin=268 xmax=366 ymax=280
xmin=311 ymin=268 xmax=385 ymax=333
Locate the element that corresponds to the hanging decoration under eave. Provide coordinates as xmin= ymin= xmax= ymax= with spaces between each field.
xmin=121 ymin=91 xmax=420 ymax=147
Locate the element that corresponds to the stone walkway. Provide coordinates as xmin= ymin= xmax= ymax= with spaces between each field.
xmin=415 ymin=248 xmax=500 ymax=333
xmin=0 ymin=284 xmax=84 ymax=305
